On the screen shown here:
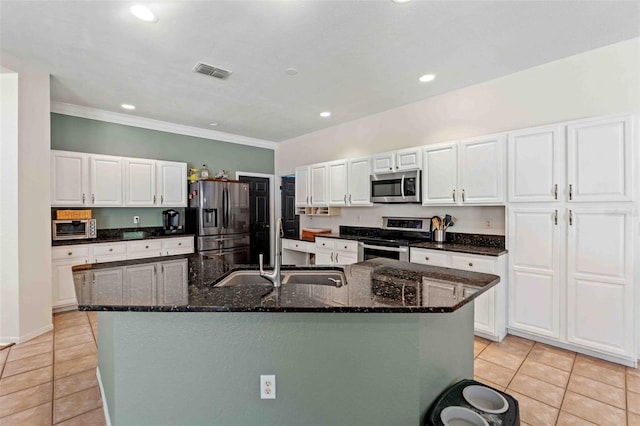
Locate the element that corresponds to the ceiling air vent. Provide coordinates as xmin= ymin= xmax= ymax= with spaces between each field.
xmin=193 ymin=62 xmax=232 ymax=80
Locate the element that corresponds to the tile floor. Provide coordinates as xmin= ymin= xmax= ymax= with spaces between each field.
xmin=1 ymin=312 xmax=639 ymax=425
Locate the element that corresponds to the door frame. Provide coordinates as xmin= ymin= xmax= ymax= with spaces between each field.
xmin=236 ymin=171 xmax=276 ymax=264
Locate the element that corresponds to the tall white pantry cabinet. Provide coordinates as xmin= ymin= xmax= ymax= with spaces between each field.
xmin=507 ymin=114 xmax=637 ymax=365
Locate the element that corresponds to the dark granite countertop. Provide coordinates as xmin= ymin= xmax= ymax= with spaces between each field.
xmin=53 ymin=227 xmax=194 ymax=246
xmin=72 ymin=254 xmax=499 ymax=313
xmin=409 ymin=242 xmax=507 ymax=256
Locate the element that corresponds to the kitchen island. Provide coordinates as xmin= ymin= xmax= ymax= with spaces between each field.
xmin=73 ymin=254 xmax=500 ymax=426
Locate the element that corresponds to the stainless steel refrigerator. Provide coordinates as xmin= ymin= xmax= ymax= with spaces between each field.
xmin=185 ymin=180 xmax=251 ymax=264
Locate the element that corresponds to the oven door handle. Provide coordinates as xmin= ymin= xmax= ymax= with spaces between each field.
xmin=362 ymin=244 xmax=409 ymax=253
xmin=400 ymin=175 xmax=405 ymax=200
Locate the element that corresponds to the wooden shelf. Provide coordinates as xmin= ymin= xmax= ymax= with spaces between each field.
xmin=295 ymin=207 xmax=341 ymax=216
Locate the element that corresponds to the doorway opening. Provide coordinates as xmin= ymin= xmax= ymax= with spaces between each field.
xmin=281 ymin=176 xmax=299 ymax=239
xmin=238 ymin=173 xmax=273 ymax=264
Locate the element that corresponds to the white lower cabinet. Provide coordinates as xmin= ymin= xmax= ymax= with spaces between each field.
xmin=282 ymin=239 xmax=315 ymax=266
xmin=158 ymin=259 xmax=189 ymax=305
xmin=51 ymin=237 xmax=194 ymax=312
xmin=125 ymin=264 xmax=157 ymax=305
xmin=410 ymin=247 xmax=507 ymax=341
xmin=314 ymin=238 xmax=360 ymax=266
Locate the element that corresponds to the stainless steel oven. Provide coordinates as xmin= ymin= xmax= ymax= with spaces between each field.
xmin=52 ymin=219 xmax=97 ymax=241
xmin=362 ymin=243 xmax=409 ymax=262
xmin=370 ymin=170 xmax=421 ymax=203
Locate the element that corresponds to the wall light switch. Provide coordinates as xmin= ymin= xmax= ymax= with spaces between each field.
xmin=260 ymin=374 xmax=276 ymax=399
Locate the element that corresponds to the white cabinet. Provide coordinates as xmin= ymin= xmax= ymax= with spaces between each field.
xmin=125 ymin=264 xmax=157 ymax=305
xmin=124 ymin=158 xmax=156 ymax=206
xmin=90 ymin=154 xmax=123 ymax=206
xmin=422 ymin=143 xmax=458 ymax=205
xmin=507 ymin=125 xmax=564 ymax=203
xmin=567 ymin=115 xmax=633 ymax=202
xmin=282 ymin=239 xmax=315 ymax=266
xmin=92 ymin=269 xmax=125 ymax=306
xmin=127 ymin=240 xmax=164 ymax=259
xmin=459 ymin=134 xmax=506 ymax=204
xmin=410 ymin=247 xmax=507 ymax=341
xmin=92 ymin=242 xmax=128 ymax=264
xmin=52 ymin=246 xmax=91 ymax=311
xmin=295 ymin=166 xmax=310 ymax=207
xmin=162 ymin=237 xmax=194 ymax=256
xmin=348 ymin=157 xmax=372 ymax=206
xmin=372 ymin=148 xmax=422 ymax=174
xmin=566 ymin=208 xmax=633 ymax=357
xmin=314 ymin=238 xmax=360 ymax=266
xmin=328 ymin=160 xmax=349 ymax=206
xmin=157 ymin=161 xmax=187 ymax=207
xmin=158 ymin=259 xmax=189 ymax=305
xmin=310 ymin=164 xmax=328 ymax=206
xmin=508 ymin=208 xmax=561 ymax=339
xmin=51 ymin=151 xmax=90 ymax=207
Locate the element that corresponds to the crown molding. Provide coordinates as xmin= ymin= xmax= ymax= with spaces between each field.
xmin=50 ymin=102 xmax=277 ymax=150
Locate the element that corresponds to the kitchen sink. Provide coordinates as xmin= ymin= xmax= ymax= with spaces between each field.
xmin=215 ymin=269 xmax=347 ymax=287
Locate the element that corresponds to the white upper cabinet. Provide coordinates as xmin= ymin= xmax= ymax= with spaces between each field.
xmin=372 ymin=148 xmax=422 ymax=174
xmin=508 ymin=125 xmax=564 ymax=203
xmin=567 ymin=114 xmax=633 ymax=202
xmin=157 ymin=161 xmax=187 ymax=207
xmin=310 ymin=163 xmax=328 ymax=206
xmin=51 ymin=150 xmax=90 ymax=207
xmin=459 ymin=134 xmax=506 ymax=204
xmin=372 ymin=152 xmax=395 ymax=174
xmin=90 ymin=154 xmax=123 ymax=206
xmin=124 ymin=158 xmax=156 ymax=207
xmin=422 ymin=143 xmax=458 ymax=205
xmin=348 ymin=157 xmax=372 ymax=206
xmin=295 ymin=166 xmax=310 ymax=207
xmin=328 ymin=160 xmax=349 ymax=206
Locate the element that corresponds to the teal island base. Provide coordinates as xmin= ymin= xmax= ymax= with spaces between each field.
xmin=97 ymin=305 xmax=474 ymax=425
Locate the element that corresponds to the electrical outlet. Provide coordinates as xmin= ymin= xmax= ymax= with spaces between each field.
xmin=260 ymin=375 xmax=276 ymax=399
xmin=133 ymin=216 xmax=140 ymax=224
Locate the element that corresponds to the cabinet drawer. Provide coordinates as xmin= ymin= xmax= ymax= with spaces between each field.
xmin=52 ymin=246 xmax=90 ymax=260
xmin=450 ymin=254 xmax=496 ymax=273
xmin=315 ymin=238 xmax=334 ymax=250
xmin=410 ymin=248 xmax=449 ymax=267
xmin=334 ymin=240 xmax=359 ymax=253
xmin=127 ymin=240 xmax=163 ymax=259
xmin=92 ymin=243 xmax=127 ymax=257
xmin=283 ymin=239 xmax=315 ymax=253
xmin=162 ymin=237 xmax=193 ymax=251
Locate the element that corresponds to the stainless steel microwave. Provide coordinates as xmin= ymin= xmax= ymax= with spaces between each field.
xmin=370 ymin=170 xmax=421 ymax=203
xmin=52 ymin=219 xmax=97 ymax=241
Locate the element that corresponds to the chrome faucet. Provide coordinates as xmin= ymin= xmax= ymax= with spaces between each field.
xmin=259 ymin=218 xmax=283 ymax=288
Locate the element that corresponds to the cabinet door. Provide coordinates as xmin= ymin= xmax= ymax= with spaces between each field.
xmin=335 ymin=251 xmax=358 ymax=266
xmin=51 ymin=151 xmax=89 ymax=207
xmin=124 ymin=158 xmax=156 ymax=206
xmin=395 ymin=148 xmax=422 ymax=171
xmin=459 ymin=135 xmax=505 ymax=204
xmin=327 ymin=160 xmax=348 ymax=206
xmin=295 ymin=166 xmax=310 ymax=207
xmin=90 ymin=155 xmax=123 ymax=206
xmin=566 ymin=208 xmax=633 ymax=357
xmin=315 ymin=248 xmax=334 ymax=265
xmin=422 ymin=143 xmax=458 ymax=205
xmin=157 ymin=161 xmax=187 ymax=207
xmin=567 ymin=115 xmax=633 ymax=202
xmin=92 ymin=268 xmax=124 ymax=306
xmin=409 ymin=248 xmax=449 ymax=267
xmin=508 ymin=208 xmax=561 ymax=339
xmin=52 ymin=258 xmax=83 ymax=309
xmin=127 ymin=240 xmax=164 ymax=259
xmin=162 ymin=237 xmax=194 ymax=256
xmin=507 ymin=125 xmax=564 ymax=203
xmin=310 ymin=164 xmax=328 ymax=206
xmin=159 ymin=260 xmax=189 ymax=305
xmin=348 ymin=157 xmax=372 ymax=206
xmin=372 ymin=152 xmax=394 ymax=174
xmin=125 ymin=264 xmax=157 ymax=305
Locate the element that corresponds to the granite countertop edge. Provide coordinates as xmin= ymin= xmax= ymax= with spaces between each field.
xmin=53 ymin=233 xmax=195 ymax=246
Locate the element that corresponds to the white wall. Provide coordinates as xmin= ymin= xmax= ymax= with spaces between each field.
xmin=0 ymin=53 xmax=52 ymax=343
xmin=275 ymin=38 xmax=640 ymax=233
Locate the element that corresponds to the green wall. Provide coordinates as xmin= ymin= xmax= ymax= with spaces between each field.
xmin=51 ymin=113 xmax=274 ymax=228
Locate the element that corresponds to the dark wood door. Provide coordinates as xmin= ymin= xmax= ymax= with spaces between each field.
xmin=281 ymin=176 xmax=299 ymax=239
xmin=239 ymin=176 xmax=270 ymax=264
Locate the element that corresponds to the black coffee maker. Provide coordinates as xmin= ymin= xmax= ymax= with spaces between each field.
xmin=162 ymin=209 xmax=183 ymax=235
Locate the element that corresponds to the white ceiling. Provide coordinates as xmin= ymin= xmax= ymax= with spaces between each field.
xmin=1 ymin=1 xmax=639 ymax=144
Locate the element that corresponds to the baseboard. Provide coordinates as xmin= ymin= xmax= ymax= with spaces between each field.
xmin=96 ymin=367 xmax=112 ymax=426
xmin=1 ymin=323 xmax=54 ymax=345
xmin=52 ymin=303 xmax=78 ymax=314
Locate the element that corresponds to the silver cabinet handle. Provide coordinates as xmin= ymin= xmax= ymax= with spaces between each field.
xmin=425 ymin=256 xmax=429 ymax=261
xmin=554 ymin=210 xmax=558 ymax=225
xmin=330 ymin=252 xmax=334 ymax=262
xmin=68 ymin=252 xmax=73 ymax=256
xmin=82 ymin=194 xmax=86 ymax=204
xmin=109 ymin=248 xmax=113 ymax=252
xmin=569 ymin=184 xmax=573 ymax=201
xmin=389 ymin=167 xmax=392 ymax=171
xmin=91 ymin=194 xmax=95 ymax=204
xmin=161 ymin=195 xmax=164 ymax=204
xmin=349 ymin=194 xmax=352 ymax=204
xmin=153 ymin=195 xmax=156 ymax=204
xmin=145 ymin=245 xmax=149 ymax=249
xmin=310 ymin=196 xmax=313 ymax=204
xmin=306 ymin=196 xmax=309 ymax=204
xmin=569 ymin=209 xmax=573 ymax=226
xmin=335 ymin=253 xmax=339 ymax=263
xmin=468 ymin=262 xmax=473 ymax=267
xmin=344 ymin=194 xmax=347 ymax=203
xmin=554 ymin=184 xmax=558 ymax=200
xmin=461 ymin=189 xmax=465 ymax=202
xmin=452 ymin=189 xmax=456 ymax=202
xmin=178 ymin=242 xmax=182 ymax=246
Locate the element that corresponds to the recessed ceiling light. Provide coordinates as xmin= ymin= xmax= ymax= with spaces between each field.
xmin=320 ymin=112 xmax=331 ymax=118
xmin=130 ymin=5 xmax=158 ymax=22
xmin=391 ymin=0 xmax=412 ymax=4
xmin=121 ymin=104 xmax=136 ymax=110
xmin=285 ymin=68 xmax=298 ymax=76
xmin=419 ymin=74 xmax=436 ymax=83
xmin=209 ymin=122 xmax=219 ymax=126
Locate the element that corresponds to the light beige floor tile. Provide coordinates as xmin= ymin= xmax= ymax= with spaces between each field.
xmin=478 ymin=344 xmax=527 ymax=371
xmin=629 ymin=370 xmax=640 ymax=394
xmin=0 ymin=382 xmax=52 ymax=418
xmin=527 ymin=343 xmax=575 ymax=372
xmin=508 ymin=390 xmax=558 ymax=425
xmin=53 ymin=310 xmax=86 ymax=323
xmin=54 ymin=342 xmax=96 ymax=364
xmin=519 ymin=358 xmax=570 ymax=388
xmin=6 ymin=342 xmax=52 ymax=363
xmin=54 ymin=324 xmax=93 ymax=341
xmin=628 ymin=391 xmax=640 ymax=415
xmin=54 ymin=353 xmax=97 ymax=379
xmin=56 ymin=407 xmax=106 ymax=426
xmin=17 ymin=332 xmax=53 ymax=348
xmin=474 ymin=358 xmax=516 ymax=388
xmin=572 ymin=355 xmax=625 ymax=388
xmin=629 ymin=411 xmax=640 ymax=426
xmin=507 ymin=372 xmax=565 ymax=408
xmin=53 ymin=385 xmax=102 ymax=424
xmin=0 ymin=366 xmax=52 ymax=396
xmin=87 ymin=311 xmax=97 ymax=321
xmin=0 ymin=348 xmax=8 ymax=368
xmin=53 ymin=315 xmax=89 ymax=330
xmin=561 ymin=390 xmax=626 ymax=425
xmin=473 ymin=375 xmax=505 ymax=392
xmin=1 ymin=353 xmax=52 ymax=378
xmin=556 ymin=411 xmax=597 ymax=425
xmin=567 ymin=374 xmax=625 ymax=409
xmin=473 ymin=339 xmax=488 ymax=358
xmin=54 ymin=368 xmax=98 ymax=400
xmin=0 ymin=402 xmax=52 ymax=426
xmin=491 ymin=335 xmax=534 ymax=357
xmin=54 ymin=332 xmax=94 ymax=350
